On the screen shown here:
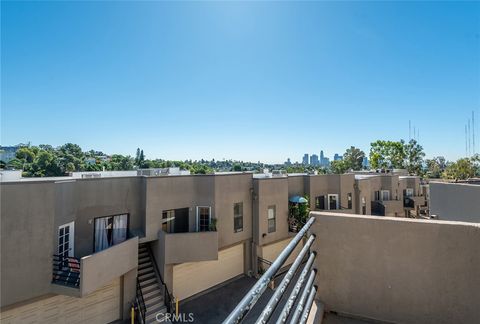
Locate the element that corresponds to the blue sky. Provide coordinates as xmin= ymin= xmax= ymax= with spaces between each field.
xmin=2 ymin=1 xmax=479 ymax=163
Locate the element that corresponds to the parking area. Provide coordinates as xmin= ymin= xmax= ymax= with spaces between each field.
xmin=179 ymin=269 xmax=305 ymax=324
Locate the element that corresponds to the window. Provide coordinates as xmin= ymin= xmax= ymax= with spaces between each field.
xmin=234 ymin=202 xmax=243 ymax=233
xmin=267 ymin=205 xmax=276 ymax=233
xmin=162 ymin=210 xmax=175 ymax=233
xmin=197 ymin=207 xmax=211 ymax=232
xmin=347 ymin=193 xmax=352 ymax=209
xmin=328 ymin=194 xmax=339 ymax=210
xmin=406 ymin=188 xmax=414 ymax=198
xmin=315 ymin=196 xmax=325 ymax=210
xmin=94 ymin=214 xmax=128 ymax=252
xmin=374 ymin=191 xmax=380 ymax=201
xmin=362 ymin=197 xmax=366 ymax=215
xmin=381 ymin=190 xmax=390 ymax=201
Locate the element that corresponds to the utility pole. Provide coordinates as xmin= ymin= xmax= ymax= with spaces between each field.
xmin=468 ymin=119 xmax=471 ymax=156
xmin=473 ymin=111 xmax=476 ymax=155
xmin=409 ymin=120 xmax=411 ymax=141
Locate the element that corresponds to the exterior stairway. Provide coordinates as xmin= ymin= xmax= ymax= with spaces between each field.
xmin=137 ymin=243 xmax=168 ymax=323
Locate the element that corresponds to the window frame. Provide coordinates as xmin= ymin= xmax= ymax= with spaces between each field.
xmin=347 ymin=193 xmax=352 ymax=209
xmin=315 ymin=195 xmax=326 ymax=210
xmin=327 ymin=194 xmax=339 ymax=210
xmin=234 ymin=202 xmax=243 ymax=233
xmin=381 ymin=190 xmax=390 ymax=201
xmin=267 ymin=205 xmax=276 ymax=233
xmin=196 ymin=206 xmax=211 ymax=232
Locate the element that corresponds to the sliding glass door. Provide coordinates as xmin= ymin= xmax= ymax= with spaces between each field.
xmin=94 ymin=214 xmax=128 ymax=252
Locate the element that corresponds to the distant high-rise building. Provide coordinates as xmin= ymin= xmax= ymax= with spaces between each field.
xmin=362 ymin=157 xmax=369 ymax=169
xmin=319 ymin=150 xmax=330 ymax=167
xmin=302 ymin=154 xmax=309 ymax=165
xmin=334 ymin=154 xmax=343 ymax=161
xmin=310 ymin=154 xmax=319 ymax=166
xmin=285 ymin=158 xmax=292 ymax=166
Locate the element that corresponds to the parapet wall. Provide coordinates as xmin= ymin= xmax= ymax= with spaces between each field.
xmin=310 ymin=212 xmax=480 ymax=324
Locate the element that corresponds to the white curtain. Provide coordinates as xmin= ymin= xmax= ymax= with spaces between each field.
xmin=94 ymin=218 xmax=109 ymax=252
xmin=112 ymin=214 xmax=128 ymax=245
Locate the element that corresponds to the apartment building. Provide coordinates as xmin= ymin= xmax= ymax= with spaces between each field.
xmin=0 ymin=171 xmax=423 ymax=323
xmin=354 ymin=172 xmax=426 ymax=218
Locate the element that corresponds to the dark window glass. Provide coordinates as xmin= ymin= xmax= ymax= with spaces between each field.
xmin=315 ymin=196 xmax=325 ymax=210
xmin=234 ymin=202 xmax=243 ymax=233
xmin=267 ymin=205 xmax=276 ymax=233
xmin=347 ymin=193 xmax=352 ymax=209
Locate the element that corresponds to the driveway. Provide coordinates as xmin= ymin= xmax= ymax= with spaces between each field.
xmin=179 ymin=271 xmax=302 ymax=324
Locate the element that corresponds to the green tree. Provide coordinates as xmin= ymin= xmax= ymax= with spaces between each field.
xmin=442 ymin=157 xmax=478 ymax=181
xmin=404 ymin=139 xmax=425 ymax=175
xmin=343 ymin=146 xmax=365 ymax=171
xmin=330 ymin=160 xmax=349 ymax=174
xmin=425 ymin=156 xmax=446 ymax=178
xmin=370 ymin=140 xmax=406 ymax=169
xmin=16 ymin=147 xmax=35 ymax=163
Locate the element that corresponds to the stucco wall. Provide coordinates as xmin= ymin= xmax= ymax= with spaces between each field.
xmin=1 ymin=182 xmax=56 ymax=307
xmin=54 ymin=177 xmax=145 ymax=257
xmin=310 ymin=212 xmax=480 ymax=324
xmin=253 ymin=177 xmax=289 ymax=246
xmin=145 ymin=175 xmax=215 ymax=241
xmin=430 ymin=182 xmax=480 ymax=223
xmin=214 ymin=174 xmax=253 ymax=248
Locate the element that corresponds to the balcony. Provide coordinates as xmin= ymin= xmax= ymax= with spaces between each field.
xmin=158 ymin=230 xmax=218 ymax=264
xmin=51 ymin=236 xmax=138 ymax=297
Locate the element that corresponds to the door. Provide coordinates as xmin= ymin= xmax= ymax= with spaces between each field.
xmin=196 ymin=206 xmax=211 ymax=232
xmin=58 ymin=222 xmax=74 ymax=258
xmin=328 ymin=194 xmax=339 ymax=210
xmin=174 ymin=208 xmax=189 ymax=233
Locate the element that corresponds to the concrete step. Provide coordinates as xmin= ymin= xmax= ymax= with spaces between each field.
xmin=139 ymin=261 xmax=153 ymax=271
xmin=138 ymin=266 xmax=154 ymax=276
xmin=139 ymin=277 xmax=157 ymax=289
xmin=138 ymin=252 xmax=149 ymax=259
xmin=145 ymin=305 xmax=168 ymax=323
xmin=145 ymin=294 xmax=164 ymax=308
xmin=138 ymin=256 xmax=150 ymax=264
xmin=143 ymin=287 xmax=162 ymax=300
xmin=142 ymin=284 xmax=162 ymax=297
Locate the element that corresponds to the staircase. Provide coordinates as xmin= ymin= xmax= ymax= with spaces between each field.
xmin=137 ymin=243 xmax=168 ymax=323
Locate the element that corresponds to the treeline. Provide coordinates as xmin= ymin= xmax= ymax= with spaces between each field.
xmin=1 ymin=140 xmax=479 ymax=180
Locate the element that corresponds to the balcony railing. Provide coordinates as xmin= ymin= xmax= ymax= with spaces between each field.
xmin=52 ymin=255 xmax=81 ymax=288
xmin=223 ymin=217 xmax=316 ymax=324
xmin=51 ymin=236 xmax=138 ymax=297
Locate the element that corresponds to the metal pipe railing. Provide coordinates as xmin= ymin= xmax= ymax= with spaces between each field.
xmin=222 ymin=216 xmax=316 ymax=324
xmin=275 ymin=257 xmax=316 ymax=324
xmin=299 ymin=286 xmax=317 ymax=324
xmin=255 ymin=235 xmax=316 ymax=324
xmin=289 ymin=270 xmax=316 ymax=324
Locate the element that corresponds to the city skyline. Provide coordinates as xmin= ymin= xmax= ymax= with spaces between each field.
xmin=2 ymin=1 xmax=479 ymax=163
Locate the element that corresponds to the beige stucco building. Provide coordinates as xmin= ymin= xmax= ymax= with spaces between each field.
xmin=0 ymin=171 xmax=425 ymax=323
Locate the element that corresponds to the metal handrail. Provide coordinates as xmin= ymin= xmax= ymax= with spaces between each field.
xmin=136 ymin=278 xmax=146 ymax=323
xmin=147 ymin=245 xmax=173 ymax=313
xmin=256 ymin=235 xmax=316 ymax=324
xmin=222 ymin=216 xmax=316 ymax=324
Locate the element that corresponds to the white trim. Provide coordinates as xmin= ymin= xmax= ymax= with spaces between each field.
xmin=381 ymin=190 xmax=390 ymax=201
xmin=406 ymin=188 xmax=414 ymax=198
xmin=196 ymin=206 xmax=212 ymax=232
xmin=58 ymin=221 xmax=74 ymax=257
xmin=327 ymin=194 xmax=339 ymax=210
